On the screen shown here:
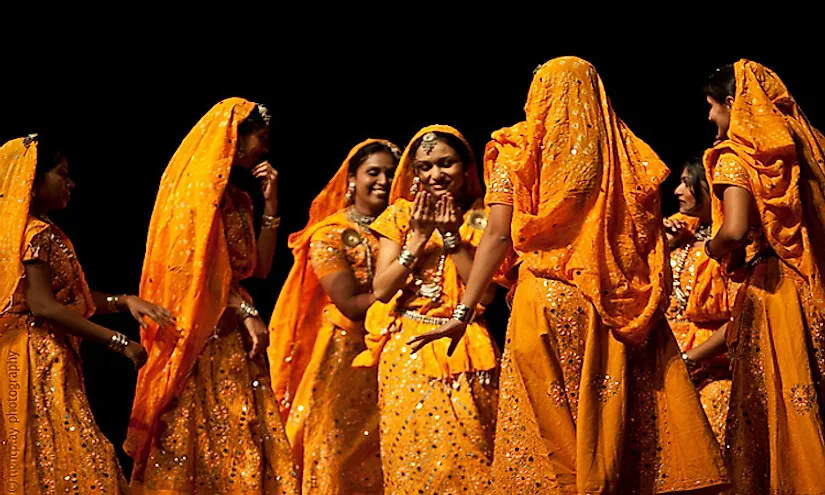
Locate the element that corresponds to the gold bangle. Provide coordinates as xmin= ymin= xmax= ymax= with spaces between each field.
xmin=106 ymin=295 xmax=122 ymax=313
xmin=262 ymin=215 xmax=280 ymax=230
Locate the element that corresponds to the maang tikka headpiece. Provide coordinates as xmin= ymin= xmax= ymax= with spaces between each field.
xmin=421 ymin=132 xmax=438 ymax=155
xmin=23 ymin=133 xmax=38 ymax=148
xmin=256 ymin=103 xmax=271 ymax=125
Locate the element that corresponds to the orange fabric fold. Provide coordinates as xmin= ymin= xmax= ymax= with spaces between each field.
xmin=704 ymin=59 xmax=825 ymax=308
xmin=125 ymin=98 xmax=256 ymax=471
xmin=510 ymin=56 xmax=671 ymax=345
xmin=267 ymin=139 xmax=398 ymax=414
xmin=0 ymin=136 xmax=39 ymax=492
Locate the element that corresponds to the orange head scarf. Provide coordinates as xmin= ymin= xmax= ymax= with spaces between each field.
xmin=0 ymin=135 xmax=42 ymax=313
xmin=389 ymin=125 xmax=484 ymax=204
xmin=267 ymin=138 xmax=400 ymax=412
xmin=705 ymin=59 xmax=825 ymax=308
xmin=511 ymin=56 xmax=670 ymax=345
xmin=125 ymin=97 xmax=258 ymax=471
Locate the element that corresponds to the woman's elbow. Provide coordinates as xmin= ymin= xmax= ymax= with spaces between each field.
xmin=28 ymin=298 xmax=60 ymax=320
xmin=719 ymin=222 xmax=749 ymax=244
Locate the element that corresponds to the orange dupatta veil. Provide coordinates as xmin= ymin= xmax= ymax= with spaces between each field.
xmin=0 ymin=136 xmax=41 ymax=490
xmin=267 ymin=139 xmax=399 ymax=415
xmin=704 ymin=59 xmax=825 ymax=309
xmin=511 ymin=57 xmax=670 ymax=345
xmin=125 ymin=98 xmax=257 ymax=473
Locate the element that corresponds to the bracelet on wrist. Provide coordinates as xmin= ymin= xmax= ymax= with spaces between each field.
xmin=236 ymin=300 xmax=259 ymax=320
xmin=261 ymin=215 xmax=280 ymax=230
xmin=452 ymin=303 xmax=473 ymax=324
xmin=442 ymin=231 xmax=460 ymax=252
xmin=106 ymin=295 xmax=123 ymax=313
xmin=398 ymin=247 xmax=417 ymax=268
xmin=108 ymin=332 xmax=129 ymax=353
xmin=704 ymin=241 xmax=722 ymax=261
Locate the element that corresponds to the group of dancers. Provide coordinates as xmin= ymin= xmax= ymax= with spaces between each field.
xmin=1 ymin=56 xmax=824 ymax=494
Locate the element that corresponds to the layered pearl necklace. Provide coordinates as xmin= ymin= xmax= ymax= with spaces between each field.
xmin=671 ymin=225 xmax=712 ymax=315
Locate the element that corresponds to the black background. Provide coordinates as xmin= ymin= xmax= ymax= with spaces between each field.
xmin=3 ymin=26 xmax=821 ymax=476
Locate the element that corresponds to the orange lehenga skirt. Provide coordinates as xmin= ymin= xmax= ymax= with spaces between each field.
xmin=724 ymin=255 xmax=825 ymax=494
xmin=374 ymin=315 xmax=498 ymax=495
xmin=492 ymin=269 xmax=729 ymax=494
xmin=0 ymin=317 xmax=128 ymax=494
xmin=286 ymin=304 xmax=383 ymax=495
xmin=133 ymin=311 xmax=299 ymax=495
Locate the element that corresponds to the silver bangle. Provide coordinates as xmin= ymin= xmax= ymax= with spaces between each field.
xmin=106 ymin=295 xmax=122 ymax=313
xmin=237 ymin=300 xmax=259 ymax=320
xmin=442 ymin=231 xmax=460 ymax=251
xmin=261 ymin=215 xmax=280 ymax=230
xmin=452 ymin=303 xmax=473 ymax=324
xmin=398 ymin=248 xmax=417 ymax=268
xmin=108 ymin=332 xmax=129 ymax=353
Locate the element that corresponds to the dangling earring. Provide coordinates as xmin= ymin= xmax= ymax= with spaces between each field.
xmin=410 ymin=177 xmax=420 ymax=195
xmin=345 ymin=181 xmax=356 ymax=204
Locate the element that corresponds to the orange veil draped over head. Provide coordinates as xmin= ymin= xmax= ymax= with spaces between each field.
xmin=267 ymin=138 xmax=399 ymax=414
xmin=125 ymin=98 xmax=257 ymax=469
xmin=511 ymin=56 xmax=671 ymax=345
xmin=388 ymin=124 xmax=483 ymax=204
xmin=704 ymin=59 xmax=825 ymax=308
xmin=0 ymin=136 xmax=42 ymax=487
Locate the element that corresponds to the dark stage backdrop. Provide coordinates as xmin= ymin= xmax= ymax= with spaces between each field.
xmin=3 ymin=37 xmax=821 ymax=476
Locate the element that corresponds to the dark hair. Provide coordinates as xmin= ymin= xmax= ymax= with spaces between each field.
xmin=703 ymin=64 xmax=736 ymax=103
xmin=238 ymin=105 xmax=270 ymax=136
xmin=33 ymin=134 xmax=66 ymax=182
xmin=348 ymin=142 xmax=401 ymax=175
xmin=682 ymin=157 xmax=710 ymax=208
xmin=409 ymin=131 xmax=472 ymax=167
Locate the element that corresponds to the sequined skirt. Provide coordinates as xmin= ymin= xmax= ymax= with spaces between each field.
xmin=376 ymin=316 xmax=498 ymax=494
xmin=724 ymin=256 xmax=825 ymax=494
xmin=0 ymin=318 xmax=128 ymax=494
xmin=492 ymin=270 xmax=728 ymax=494
xmin=132 ymin=313 xmax=299 ymax=495
xmin=286 ymin=307 xmax=383 ymax=495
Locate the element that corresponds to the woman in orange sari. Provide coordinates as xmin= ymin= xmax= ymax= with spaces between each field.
xmin=125 ymin=98 xmax=299 ymax=494
xmin=268 ymin=139 xmax=400 ymax=494
xmin=663 ymin=158 xmax=733 ymax=449
xmin=353 ymin=125 xmax=499 ymax=494
xmin=411 ymin=57 xmax=728 ymax=494
xmin=0 ymin=134 xmax=173 ymax=493
xmin=700 ymin=60 xmax=825 ymax=494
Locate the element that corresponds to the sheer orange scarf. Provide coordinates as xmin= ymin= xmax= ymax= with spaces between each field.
xmin=267 ymin=139 xmax=399 ymax=415
xmin=704 ymin=59 xmax=825 ymax=308
xmin=0 ymin=136 xmax=40 ymax=492
xmin=511 ymin=57 xmax=670 ymax=345
xmin=125 ymin=98 xmax=257 ymax=473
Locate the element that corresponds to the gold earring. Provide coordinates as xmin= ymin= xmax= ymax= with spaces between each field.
xmin=410 ymin=177 xmax=420 ymax=195
xmin=346 ymin=182 xmax=356 ymax=204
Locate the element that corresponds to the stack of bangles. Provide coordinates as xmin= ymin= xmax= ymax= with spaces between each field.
xmin=108 ymin=332 xmax=129 ymax=353
xmin=398 ymin=247 xmax=417 ymax=267
xmin=236 ymin=300 xmax=259 ymax=320
xmin=442 ymin=231 xmax=460 ymax=251
xmin=452 ymin=303 xmax=473 ymax=323
xmin=262 ymin=214 xmax=280 ymax=230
